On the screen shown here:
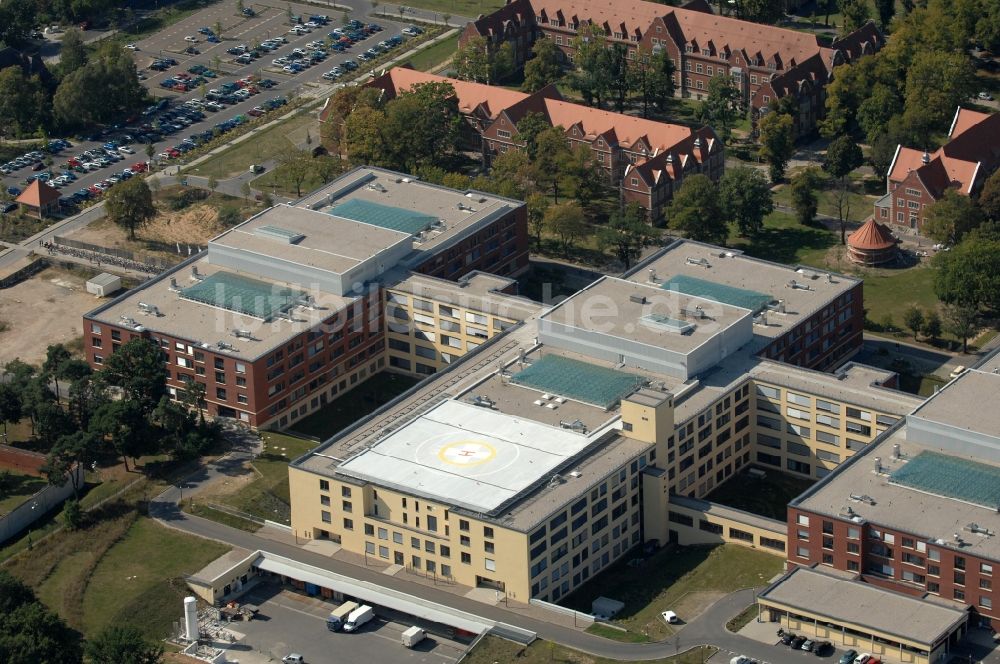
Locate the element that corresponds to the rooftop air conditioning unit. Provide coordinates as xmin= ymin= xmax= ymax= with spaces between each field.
xmin=629 ymin=294 xmax=646 ymax=304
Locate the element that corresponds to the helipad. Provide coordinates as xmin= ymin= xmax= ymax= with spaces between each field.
xmin=336 ymin=399 xmax=601 ymax=514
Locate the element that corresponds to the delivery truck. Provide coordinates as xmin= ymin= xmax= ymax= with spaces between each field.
xmin=401 ymin=626 xmax=426 ymax=648
xmin=326 ymin=601 xmax=359 ymax=632
xmin=342 ymin=605 xmax=374 ymax=633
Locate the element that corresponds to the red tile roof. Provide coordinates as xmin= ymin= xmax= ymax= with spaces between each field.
xmin=373 ymin=67 xmax=536 ymax=118
xmin=16 ymin=179 xmax=60 ymax=207
xmin=848 ymin=218 xmax=897 ymax=251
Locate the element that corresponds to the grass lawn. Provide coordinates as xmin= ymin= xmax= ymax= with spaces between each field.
xmin=728 ymin=211 xmax=837 ymax=266
xmin=463 ymin=635 xmax=717 ymax=664
xmin=251 ymin=162 xmax=331 ymax=198
xmin=403 ymin=34 xmax=459 ymax=71
xmin=726 ymin=604 xmax=760 ymax=633
xmin=705 ymin=469 xmax=814 ymax=521
xmin=0 ymin=471 xmax=48 ymax=515
xmin=187 ymin=502 xmax=262 ymax=532
xmin=187 ymin=112 xmax=316 ymax=179
xmin=373 ymin=0 xmax=505 ymax=19
xmin=773 ymin=170 xmax=873 ymax=224
xmin=564 ymin=544 xmax=784 ymax=642
xmin=82 ymin=518 xmax=229 ymax=638
xmin=856 ymin=265 xmax=938 ymax=329
xmin=288 ymin=372 xmax=421 ymax=440
xmin=212 ymin=432 xmax=318 ymax=524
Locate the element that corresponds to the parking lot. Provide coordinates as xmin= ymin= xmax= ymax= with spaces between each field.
xmin=228 ymin=582 xmax=469 ymax=664
xmin=0 ymin=1 xmax=424 ymax=213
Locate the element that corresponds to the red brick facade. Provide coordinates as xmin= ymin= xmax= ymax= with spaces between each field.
xmin=788 ymin=504 xmax=1000 ymax=630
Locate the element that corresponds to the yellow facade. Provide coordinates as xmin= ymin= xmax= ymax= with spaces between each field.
xmin=665 ymin=499 xmax=788 ymax=556
xmin=383 ymin=287 xmax=520 ymax=376
xmin=758 ymin=603 xmax=955 ymax=664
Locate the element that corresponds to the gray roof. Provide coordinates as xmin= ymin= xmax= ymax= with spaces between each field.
xmin=909 ymin=367 xmax=1000 ymax=436
xmin=759 ymin=565 xmax=968 ymax=647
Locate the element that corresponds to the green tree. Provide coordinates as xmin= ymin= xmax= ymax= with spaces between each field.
xmin=598 ymin=203 xmax=655 ymax=269
xmin=86 ymin=625 xmax=163 ymax=664
xmin=856 ymin=84 xmax=902 ymax=145
xmin=276 ymin=149 xmax=313 ymax=197
xmin=0 ymin=383 xmax=22 ymax=439
xmin=491 ymin=42 xmax=516 ymax=84
xmin=758 ymin=112 xmax=795 ymax=183
xmin=545 ymin=202 xmax=588 ymax=257
xmin=922 ymin=311 xmax=942 ymax=342
xmin=53 ymin=52 xmax=145 ymax=129
xmin=532 ymin=126 xmax=573 ymax=203
xmin=0 ymin=570 xmax=82 ymax=664
xmin=515 ymin=112 xmax=552 ymax=160
xmin=790 ymin=167 xmax=822 ymax=225
xmin=526 ymin=192 xmax=550 ymax=249
xmin=0 ymin=68 xmax=49 ymax=139
xmin=719 ymin=165 xmax=773 ymax=236
xmin=342 ymin=105 xmax=388 ymax=166
xmin=522 ymin=37 xmax=563 ymax=92
xmin=97 ymin=338 xmax=167 ymax=416
xmin=923 ymin=190 xmax=984 ymax=245
xmin=666 ymin=174 xmax=728 ymax=244
xmin=933 ymin=239 xmax=1000 ymax=311
xmin=839 ymin=0 xmax=871 ymax=35
xmin=380 ymin=81 xmax=462 ymax=172
xmin=630 ymin=48 xmax=675 ymax=117
xmin=943 ymin=303 xmax=979 ymax=353
xmin=978 ymin=169 xmax=1000 ymax=222
xmin=90 ymin=399 xmax=151 ymax=471
xmin=977 ymin=1 xmax=1000 ymax=52
xmin=733 ymin=0 xmax=785 ymax=23
xmin=605 ymin=43 xmax=632 ymax=112
xmin=819 ymin=57 xmax=875 ymax=139
xmin=823 ymin=135 xmax=864 ymax=244
xmin=869 ymin=117 xmax=910 ymax=179
xmin=62 ymin=497 xmax=84 ymax=530
xmin=569 ymin=23 xmax=611 ymax=107
xmin=59 ymin=28 xmax=87 ymax=75
xmin=902 ymin=51 xmax=976 ymax=144
xmin=42 ymin=431 xmax=93 ymax=498
xmin=490 ymin=149 xmax=534 ymax=200
xmin=105 ymin=177 xmax=156 ymax=240
xmin=453 ymin=35 xmax=491 ymax=83
xmin=875 ymin=0 xmax=895 ymax=29
xmin=903 ymin=305 xmax=925 ymax=340
xmin=701 ymin=74 xmax=741 ymax=142
xmin=42 ymin=343 xmax=72 ymax=401
xmin=214 ymin=20 xmax=223 ymax=40
xmin=566 ymin=144 xmax=611 ymax=208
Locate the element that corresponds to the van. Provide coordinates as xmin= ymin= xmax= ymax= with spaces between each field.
xmin=326 ymin=600 xmax=358 ymax=631
xmin=401 ymin=626 xmax=425 ymax=648
xmin=342 ymin=605 xmax=374 ymax=633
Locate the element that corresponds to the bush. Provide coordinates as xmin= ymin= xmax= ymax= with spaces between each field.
xmin=216 ymin=205 xmax=242 ymax=227
xmin=166 ymin=188 xmax=209 ymax=211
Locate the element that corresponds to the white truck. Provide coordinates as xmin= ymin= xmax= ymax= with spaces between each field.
xmin=401 ymin=626 xmax=426 ymax=648
xmin=342 ymin=605 xmax=374 ymax=633
xmin=326 ymin=601 xmax=358 ymax=632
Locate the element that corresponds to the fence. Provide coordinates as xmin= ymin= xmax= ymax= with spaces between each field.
xmin=0 ymin=257 xmax=47 ymax=289
xmin=0 ymin=464 xmax=83 ymax=543
xmin=528 ymin=598 xmax=595 ymax=627
xmin=51 ymin=235 xmax=177 ymax=272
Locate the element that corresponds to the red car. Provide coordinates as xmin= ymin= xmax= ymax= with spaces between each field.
xmin=88 ymin=185 xmax=102 ymax=195
xmin=132 ymin=162 xmax=148 ymax=173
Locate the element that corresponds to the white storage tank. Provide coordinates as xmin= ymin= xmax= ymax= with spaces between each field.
xmin=86 ymin=273 xmax=121 ymax=297
xmin=183 ymin=596 xmax=199 ymax=641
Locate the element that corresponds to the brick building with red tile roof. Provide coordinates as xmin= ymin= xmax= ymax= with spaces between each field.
xmin=359 ymin=66 xmax=723 ymax=220
xmin=873 ymin=107 xmax=1000 ymax=234
xmin=460 ymin=0 xmax=883 ymax=135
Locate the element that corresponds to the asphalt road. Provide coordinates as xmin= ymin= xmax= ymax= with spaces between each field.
xmin=0 ymin=1 xmax=430 ymax=201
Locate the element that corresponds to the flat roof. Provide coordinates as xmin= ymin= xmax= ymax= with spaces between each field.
xmin=87 ymin=257 xmax=356 ymax=360
xmin=635 ymin=240 xmax=858 ymax=343
xmin=210 ymin=204 xmax=411 ymax=275
xmin=297 ymin=167 xmax=523 ymax=260
xmin=386 ymin=271 xmax=540 ymax=322
xmin=760 ymin=566 xmax=967 ymax=646
xmin=540 ymin=275 xmax=751 ymax=354
xmin=336 ymin=399 xmax=610 ymax=514
xmin=909 ymin=367 xmax=1000 ymax=436
xmin=794 ymin=427 xmax=1000 ymax=561
xmin=328 ymin=198 xmax=437 ymax=235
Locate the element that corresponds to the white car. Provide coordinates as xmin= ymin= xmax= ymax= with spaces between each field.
xmin=282 ymin=65 xmax=297 ymax=73
xmin=84 ymin=162 xmax=101 ymax=171
xmin=304 ymin=21 xmax=319 ymax=28
xmin=124 ymin=43 xmax=139 ymax=50
xmin=661 ymin=610 xmax=679 ymax=624
xmin=272 ymin=57 xmax=287 ymax=65
xmin=184 ymin=35 xmax=198 ymax=42
xmin=118 ymin=146 xmax=135 ymax=154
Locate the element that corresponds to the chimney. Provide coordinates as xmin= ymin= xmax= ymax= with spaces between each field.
xmin=921 ymin=150 xmax=930 ymax=164
xmin=693 ymin=137 xmax=701 ymax=149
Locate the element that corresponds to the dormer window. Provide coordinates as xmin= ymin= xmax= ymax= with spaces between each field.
xmin=614 ymin=31 xmax=622 ymax=39
xmin=597 ymin=139 xmax=605 ymax=147
xmin=685 ymin=44 xmax=693 ymax=53
xmin=702 ymin=48 xmax=710 ymax=56
xmin=768 ymin=61 xmax=776 ymax=70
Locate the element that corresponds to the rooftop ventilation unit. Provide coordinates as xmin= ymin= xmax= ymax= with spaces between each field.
xmin=560 ymin=419 xmax=587 ymax=431
xmin=232 ymin=329 xmax=254 ymax=339
xmin=891 ymin=443 xmax=902 ymax=460
xmin=679 ymin=305 xmax=705 ymax=319
xmin=137 ymin=302 xmax=161 ymax=316
xmin=367 ymin=182 xmax=387 ymax=193
xmin=850 ymin=493 xmax=876 ymax=505
xmin=568 ymin=470 xmax=582 ymax=478
xmin=629 ymin=294 xmax=647 ymax=305
xmin=119 ymin=315 xmax=138 ymax=328
xmin=753 ymin=311 xmax=769 ymax=327
xmin=648 ymin=268 xmax=658 ymax=283
xmin=216 ymin=340 xmax=235 ymax=351
xmin=954 ymin=533 xmax=965 ymax=546
xmin=767 ymin=299 xmax=786 ymax=314
xmin=297 ymin=294 xmax=315 ymax=309
xmin=169 ymin=277 xmax=181 ymax=292
xmin=786 ymin=279 xmax=811 ymax=290
xmin=548 ymin=474 xmax=566 ymax=487
xmin=874 ymin=456 xmax=883 ymax=473
xmin=686 ymin=256 xmax=710 ymax=267
xmin=456 ymin=203 xmax=475 ymax=212
xmin=471 ymin=395 xmax=496 ymax=409
xmin=191 ymin=266 xmax=203 ymax=281
xmin=966 ymin=523 xmax=996 ymax=537
xmin=401 ymin=177 xmax=412 ymax=183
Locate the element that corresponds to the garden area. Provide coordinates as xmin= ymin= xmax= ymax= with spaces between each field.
xmin=463 ymin=635 xmax=716 ymax=664
xmin=563 ymin=544 xmax=784 ymax=642
xmin=705 ymin=468 xmax=815 ymax=521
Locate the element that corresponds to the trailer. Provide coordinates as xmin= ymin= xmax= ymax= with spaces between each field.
xmin=326 ymin=601 xmax=358 ymax=632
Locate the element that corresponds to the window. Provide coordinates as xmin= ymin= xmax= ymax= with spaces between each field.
xmin=483 ymin=526 xmax=494 ymax=538
xmin=321 ymin=511 xmax=331 ymax=523
xmin=319 ymin=480 xmax=330 ymax=491
xmin=461 ymin=552 xmax=471 ymax=564
xmin=485 ymin=558 xmax=496 ymax=572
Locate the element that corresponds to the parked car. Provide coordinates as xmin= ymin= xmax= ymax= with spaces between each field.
xmin=0 ymin=202 xmax=17 ymax=213
xmin=801 ymin=640 xmax=815 ymax=652
xmin=978 ymin=91 xmax=994 ymax=100
xmin=780 ymin=632 xmax=796 ymax=646
xmin=790 ymin=636 xmax=806 ymax=649
xmin=839 ymin=650 xmax=858 ymax=664
xmin=854 ymin=654 xmax=872 ymax=664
